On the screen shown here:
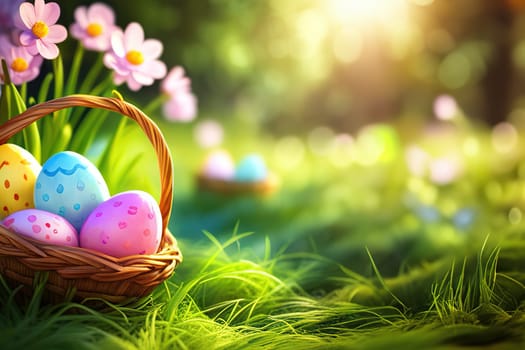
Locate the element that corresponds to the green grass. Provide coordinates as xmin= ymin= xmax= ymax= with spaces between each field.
xmin=1 ymin=231 xmax=524 ymax=349
xmin=2 ymin=115 xmax=525 ymax=349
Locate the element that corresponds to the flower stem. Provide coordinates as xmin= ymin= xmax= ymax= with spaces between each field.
xmin=90 ymin=74 xmax=114 ymax=96
xmin=64 ymin=42 xmax=84 ymax=96
xmin=142 ymin=93 xmax=168 ymax=116
xmin=52 ymin=54 xmax=64 ymax=100
xmin=20 ymin=83 xmax=27 ymax=102
xmin=52 ymin=55 xmax=68 ymax=128
xmin=79 ymin=52 xmax=104 ymax=93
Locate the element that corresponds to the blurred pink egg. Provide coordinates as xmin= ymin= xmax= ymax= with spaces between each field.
xmin=1 ymin=208 xmax=78 ymax=247
xmin=201 ymin=149 xmax=235 ymax=180
xmin=79 ymin=190 xmax=162 ymax=258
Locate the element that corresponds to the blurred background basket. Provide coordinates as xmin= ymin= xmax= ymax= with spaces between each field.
xmin=196 ymin=172 xmax=278 ymax=196
xmin=0 ymin=94 xmax=182 ymax=306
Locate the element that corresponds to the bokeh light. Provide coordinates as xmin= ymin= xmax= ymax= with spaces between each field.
xmin=491 ymin=122 xmax=519 ymax=154
xmin=274 ymin=136 xmax=306 ymax=171
xmin=323 ymin=0 xmax=409 ymax=29
xmin=405 ymin=145 xmax=429 ymax=177
xmin=194 ymin=119 xmax=224 ymax=148
xmin=308 ymin=126 xmax=336 ymax=156
xmin=428 ymin=156 xmax=463 ymax=185
xmin=329 ymin=133 xmax=355 ymax=168
xmin=433 ymin=95 xmax=459 ymax=121
xmin=509 ymin=207 xmax=523 ymax=225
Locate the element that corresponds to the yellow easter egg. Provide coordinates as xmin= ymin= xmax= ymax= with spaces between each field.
xmin=0 ymin=144 xmax=41 ymax=219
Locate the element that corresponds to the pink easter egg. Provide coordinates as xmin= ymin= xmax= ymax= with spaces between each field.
xmin=79 ymin=190 xmax=162 ymax=258
xmin=201 ymin=149 xmax=235 ymax=180
xmin=1 ymin=208 xmax=78 ymax=247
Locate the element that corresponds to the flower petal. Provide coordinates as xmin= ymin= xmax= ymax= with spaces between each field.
xmin=124 ymin=22 xmax=144 ymax=51
xmin=36 ymin=39 xmax=59 ymax=59
xmin=132 ymin=70 xmax=154 ymax=85
xmin=69 ymin=23 xmax=85 ymax=40
xmin=74 ymin=6 xmax=89 ymax=28
xmin=82 ymin=35 xmax=111 ymax=51
xmin=41 ymin=1 xmax=60 ymax=24
xmin=110 ymin=29 xmax=125 ymax=57
xmin=163 ymin=93 xmax=197 ymax=122
xmin=19 ymin=2 xmax=36 ymax=28
xmin=113 ymin=73 xmax=128 ymax=86
xmin=137 ymin=60 xmax=167 ymax=79
xmin=26 ymin=43 xmax=39 ymax=56
xmin=103 ymin=54 xmax=130 ymax=75
xmin=29 ymin=54 xmax=44 ymax=68
xmin=46 ymin=24 xmax=67 ymax=43
xmin=19 ymin=31 xmax=36 ymax=46
xmin=162 ymin=66 xmax=191 ymax=94
xmin=127 ymin=76 xmax=143 ymax=91
xmin=103 ymin=53 xmax=117 ymax=69
xmin=113 ymin=62 xmax=132 ymax=76
xmin=89 ymin=3 xmax=115 ymax=25
xmin=141 ymin=39 xmax=163 ymax=60
xmin=0 ymin=36 xmax=11 ymax=57
xmin=33 ymin=0 xmax=45 ymax=21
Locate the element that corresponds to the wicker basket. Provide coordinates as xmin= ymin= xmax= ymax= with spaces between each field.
xmin=0 ymin=94 xmax=182 ymax=306
xmin=196 ymin=172 xmax=278 ymax=195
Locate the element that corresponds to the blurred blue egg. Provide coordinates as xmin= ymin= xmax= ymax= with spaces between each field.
xmin=234 ymin=154 xmax=268 ymax=182
xmin=34 ymin=151 xmax=110 ymax=231
xmin=414 ymin=204 xmax=440 ymax=223
xmin=453 ymin=208 xmax=476 ymax=230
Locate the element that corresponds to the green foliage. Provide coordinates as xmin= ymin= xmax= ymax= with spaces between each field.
xmin=1 ymin=230 xmax=525 ymax=349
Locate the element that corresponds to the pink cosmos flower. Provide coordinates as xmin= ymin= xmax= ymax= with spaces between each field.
xmin=103 ymin=22 xmax=167 ymax=91
xmin=161 ymin=66 xmax=198 ymax=122
xmin=0 ymin=36 xmax=43 ymax=85
xmin=17 ymin=0 xmax=67 ymax=60
xmin=162 ymin=92 xmax=198 ymax=122
xmin=70 ymin=3 xmax=118 ymax=52
xmin=161 ymin=66 xmax=191 ymax=95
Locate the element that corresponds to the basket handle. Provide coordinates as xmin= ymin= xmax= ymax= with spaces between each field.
xmin=0 ymin=94 xmax=173 ymax=232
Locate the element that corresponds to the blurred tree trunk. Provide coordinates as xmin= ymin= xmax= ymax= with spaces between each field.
xmin=482 ymin=1 xmax=515 ymax=126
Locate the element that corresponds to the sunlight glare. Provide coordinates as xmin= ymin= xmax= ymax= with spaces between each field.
xmin=325 ymin=0 xmax=409 ymax=29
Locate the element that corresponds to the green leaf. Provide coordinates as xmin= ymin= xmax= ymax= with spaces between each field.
xmin=97 ymin=115 xmax=128 ymax=176
xmin=46 ymin=123 xmax=72 ymax=158
xmin=37 ymin=72 xmax=54 ymax=103
xmin=69 ymin=109 xmax=111 ymax=155
xmin=64 ymin=42 xmax=84 ymax=96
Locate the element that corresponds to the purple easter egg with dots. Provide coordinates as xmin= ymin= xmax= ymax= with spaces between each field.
xmin=1 ymin=208 xmax=78 ymax=247
xmin=34 ymin=151 xmax=110 ymax=231
xmin=79 ymin=190 xmax=162 ymax=258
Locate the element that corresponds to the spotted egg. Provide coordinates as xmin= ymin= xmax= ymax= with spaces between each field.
xmin=34 ymin=151 xmax=110 ymax=231
xmin=0 ymin=143 xmax=41 ymax=219
xmin=79 ymin=190 xmax=163 ymax=258
xmin=1 ymin=208 xmax=78 ymax=247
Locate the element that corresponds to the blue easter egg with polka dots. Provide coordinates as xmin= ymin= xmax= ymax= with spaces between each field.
xmin=34 ymin=151 xmax=110 ymax=231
